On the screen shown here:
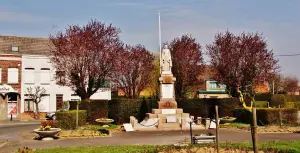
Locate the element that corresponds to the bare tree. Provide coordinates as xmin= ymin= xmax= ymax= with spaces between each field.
xmin=26 ymin=86 xmax=47 ymax=119
xmin=268 ymin=73 xmax=284 ymax=94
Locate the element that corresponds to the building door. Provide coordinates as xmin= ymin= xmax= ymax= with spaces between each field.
xmin=56 ymin=94 xmax=63 ymax=110
xmin=7 ymin=93 xmax=18 ymax=118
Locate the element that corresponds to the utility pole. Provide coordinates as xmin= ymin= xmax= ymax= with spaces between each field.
xmin=158 ymin=12 xmax=162 ymax=74
xmin=215 ymin=105 xmax=220 ymax=153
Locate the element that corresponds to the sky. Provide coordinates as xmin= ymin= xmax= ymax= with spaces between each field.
xmin=0 ymin=0 xmax=299 ymax=79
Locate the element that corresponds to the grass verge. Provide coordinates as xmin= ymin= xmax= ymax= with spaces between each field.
xmin=33 ymin=140 xmax=300 ymax=153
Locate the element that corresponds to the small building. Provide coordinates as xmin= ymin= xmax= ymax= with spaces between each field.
xmin=198 ymin=80 xmax=230 ymax=98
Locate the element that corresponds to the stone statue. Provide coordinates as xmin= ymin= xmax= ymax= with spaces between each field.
xmin=161 ymin=44 xmax=172 ymax=74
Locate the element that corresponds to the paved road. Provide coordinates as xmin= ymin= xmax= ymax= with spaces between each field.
xmin=0 ymin=122 xmax=39 ymax=141
xmin=1 ymin=125 xmax=300 ymax=153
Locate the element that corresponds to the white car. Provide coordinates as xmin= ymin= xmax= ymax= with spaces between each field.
xmin=45 ymin=111 xmax=56 ymax=120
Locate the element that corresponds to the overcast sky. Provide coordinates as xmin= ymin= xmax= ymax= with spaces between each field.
xmin=0 ymin=0 xmax=299 ymax=78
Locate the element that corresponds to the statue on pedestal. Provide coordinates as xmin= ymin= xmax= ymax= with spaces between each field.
xmin=161 ymin=44 xmax=172 ymax=74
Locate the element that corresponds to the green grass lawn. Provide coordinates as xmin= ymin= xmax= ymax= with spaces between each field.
xmin=33 ymin=141 xmax=300 ymax=153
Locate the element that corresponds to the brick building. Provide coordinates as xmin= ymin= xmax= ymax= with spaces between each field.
xmin=0 ymin=35 xmax=111 ymax=120
xmin=0 ymin=36 xmax=49 ymax=120
xmin=0 ymin=54 xmax=22 ymax=120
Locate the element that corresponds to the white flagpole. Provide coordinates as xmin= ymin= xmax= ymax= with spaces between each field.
xmin=158 ymin=12 xmax=162 ymax=74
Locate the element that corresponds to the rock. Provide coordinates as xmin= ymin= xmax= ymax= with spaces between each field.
xmin=102 ymin=125 xmax=109 ymax=128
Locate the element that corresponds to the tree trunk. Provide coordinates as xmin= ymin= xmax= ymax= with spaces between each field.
xmin=35 ymin=103 xmax=40 ymax=119
xmin=133 ymin=85 xmax=136 ymax=98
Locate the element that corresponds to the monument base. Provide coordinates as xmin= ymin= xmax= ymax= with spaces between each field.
xmin=130 ymin=108 xmax=205 ymax=131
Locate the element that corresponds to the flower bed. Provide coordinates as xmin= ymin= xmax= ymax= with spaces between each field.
xmin=59 ymin=130 xmax=109 ymax=138
xmin=220 ymin=123 xmax=300 ymax=133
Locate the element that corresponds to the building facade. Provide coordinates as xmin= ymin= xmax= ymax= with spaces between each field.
xmin=0 ymin=54 xmax=22 ymax=119
xmin=0 ymin=36 xmax=111 ymax=120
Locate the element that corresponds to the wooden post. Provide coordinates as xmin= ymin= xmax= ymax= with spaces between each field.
xmin=279 ymin=109 xmax=283 ymax=128
xmin=76 ymin=102 xmax=79 ymax=128
xmin=252 ymin=107 xmax=259 ymax=153
xmin=189 ymin=118 xmax=193 ymax=144
xmin=215 ymin=105 xmax=220 ymax=153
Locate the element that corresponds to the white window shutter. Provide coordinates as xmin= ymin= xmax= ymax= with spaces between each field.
xmin=8 ymin=68 xmax=18 ymax=84
xmin=24 ymin=69 xmax=34 ymax=84
xmin=41 ymin=68 xmax=50 ymax=84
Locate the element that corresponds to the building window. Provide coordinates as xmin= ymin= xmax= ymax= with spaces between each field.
xmin=209 ymin=82 xmax=218 ymax=89
xmin=24 ymin=99 xmax=35 ymax=112
xmin=11 ymin=46 xmax=19 ymax=52
xmin=7 ymin=68 xmax=19 ymax=84
xmin=40 ymin=68 xmax=50 ymax=84
xmin=24 ymin=68 xmax=35 ymax=84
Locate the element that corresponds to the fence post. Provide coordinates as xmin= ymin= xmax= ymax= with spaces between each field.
xmin=279 ymin=109 xmax=283 ymax=128
xmin=189 ymin=118 xmax=193 ymax=144
xmin=215 ymin=105 xmax=220 ymax=153
xmin=252 ymin=107 xmax=259 ymax=153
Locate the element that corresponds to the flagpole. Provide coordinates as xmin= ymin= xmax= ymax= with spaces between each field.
xmin=158 ymin=12 xmax=162 ymax=74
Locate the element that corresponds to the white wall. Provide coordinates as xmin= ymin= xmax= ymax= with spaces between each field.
xmin=21 ymin=55 xmax=111 ymax=113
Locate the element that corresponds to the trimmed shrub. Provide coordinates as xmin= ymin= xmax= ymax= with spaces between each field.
xmin=177 ymin=98 xmax=241 ymax=118
xmin=56 ymin=110 xmax=86 ymax=129
xmin=285 ymin=102 xmax=300 ymax=110
xmin=108 ymin=98 xmax=155 ymax=124
xmin=270 ymin=94 xmax=300 ymax=107
xmin=271 ymin=94 xmax=288 ymax=107
xmin=233 ymin=109 xmax=252 ymax=124
xmin=254 ymin=101 xmax=268 ymax=108
xmin=233 ymin=108 xmax=298 ymax=125
xmin=255 ymin=93 xmax=272 ymax=102
xmin=69 ymin=100 xmax=108 ymax=123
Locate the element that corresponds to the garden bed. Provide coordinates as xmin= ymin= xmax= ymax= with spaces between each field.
xmin=220 ymin=123 xmax=300 ymax=133
xmin=57 ymin=124 xmax=121 ymax=138
xmin=23 ymin=124 xmax=121 ymax=140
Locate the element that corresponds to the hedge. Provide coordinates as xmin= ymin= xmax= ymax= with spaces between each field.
xmin=254 ymin=101 xmax=268 ymax=108
xmin=270 ymin=94 xmax=300 ymax=107
xmin=177 ymin=98 xmax=241 ymax=118
xmin=108 ymin=98 xmax=156 ymax=124
xmin=108 ymin=98 xmax=241 ymax=124
xmin=255 ymin=93 xmax=272 ymax=102
xmin=56 ymin=110 xmax=86 ymax=129
xmin=285 ymin=102 xmax=300 ymax=110
xmin=69 ymin=100 xmax=108 ymax=123
xmin=234 ymin=108 xmax=298 ymax=125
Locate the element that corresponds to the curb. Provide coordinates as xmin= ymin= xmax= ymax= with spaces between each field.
xmin=0 ymin=122 xmax=40 ymax=128
xmin=0 ymin=141 xmax=7 ymax=148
